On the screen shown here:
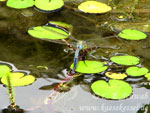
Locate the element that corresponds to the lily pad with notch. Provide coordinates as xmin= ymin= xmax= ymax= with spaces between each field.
xmin=70 ymin=60 xmax=108 ymax=74
xmin=118 ymin=29 xmax=147 ymax=40
xmin=110 ymin=55 xmax=140 ymax=66
xmin=78 ymin=1 xmax=112 ymax=14
xmin=91 ymin=79 xmax=132 ymax=100
xmin=35 ymin=0 xmax=64 ymax=13
xmin=126 ymin=67 xmax=149 ymax=77
xmin=28 ymin=25 xmax=69 ymax=40
xmin=7 ymin=0 xmax=34 ymax=9
xmin=1 ymin=72 xmax=35 ymax=86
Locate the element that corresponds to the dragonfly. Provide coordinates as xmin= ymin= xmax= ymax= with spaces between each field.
xmin=70 ymin=41 xmax=86 ymax=75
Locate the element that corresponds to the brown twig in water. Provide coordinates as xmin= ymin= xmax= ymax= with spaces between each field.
xmin=110 ymin=9 xmax=150 ymax=13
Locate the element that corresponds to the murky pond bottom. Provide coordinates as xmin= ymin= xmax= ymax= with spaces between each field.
xmin=0 ymin=0 xmax=150 ymax=113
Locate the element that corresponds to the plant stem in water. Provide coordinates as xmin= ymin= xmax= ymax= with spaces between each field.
xmin=7 ymin=75 xmax=16 ymax=110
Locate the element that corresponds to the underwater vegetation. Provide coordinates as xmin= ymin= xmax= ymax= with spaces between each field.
xmin=0 ymin=0 xmax=150 ymax=113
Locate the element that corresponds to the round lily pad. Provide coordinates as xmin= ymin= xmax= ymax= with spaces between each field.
xmin=126 ymin=67 xmax=149 ymax=77
xmin=7 ymin=0 xmax=34 ymax=9
xmin=110 ymin=55 xmax=140 ymax=66
xmin=0 ymin=65 xmax=10 ymax=78
xmin=28 ymin=26 xmax=69 ymax=40
xmin=118 ymin=29 xmax=147 ymax=40
xmin=91 ymin=79 xmax=132 ymax=99
xmin=70 ymin=60 xmax=108 ymax=74
xmin=1 ymin=72 xmax=35 ymax=86
xmin=35 ymin=0 xmax=64 ymax=12
xmin=145 ymin=73 xmax=150 ymax=80
xmin=78 ymin=1 xmax=112 ymax=14
xmin=105 ymin=72 xmax=127 ymax=79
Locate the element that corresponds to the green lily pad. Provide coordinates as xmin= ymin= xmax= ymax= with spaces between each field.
xmin=78 ymin=1 xmax=112 ymax=14
xmin=145 ymin=73 xmax=150 ymax=80
xmin=28 ymin=26 xmax=69 ymax=40
xmin=70 ymin=60 xmax=108 ymax=74
xmin=126 ymin=67 xmax=149 ymax=77
xmin=35 ymin=0 xmax=64 ymax=12
xmin=110 ymin=55 xmax=140 ymax=66
xmin=91 ymin=79 xmax=132 ymax=99
xmin=118 ymin=29 xmax=147 ymax=40
xmin=1 ymin=72 xmax=35 ymax=86
xmin=0 ymin=65 xmax=10 ymax=78
xmin=7 ymin=0 xmax=34 ymax=9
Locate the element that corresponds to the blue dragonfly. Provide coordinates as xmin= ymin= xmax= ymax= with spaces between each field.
xmin=70 ymin=41 xmax=85 ymax=75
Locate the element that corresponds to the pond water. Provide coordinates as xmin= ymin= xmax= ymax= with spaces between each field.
xmin=0 ymin=0 xmax=150 ymax=113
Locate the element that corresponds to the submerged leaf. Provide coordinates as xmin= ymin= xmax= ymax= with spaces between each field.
xmin=0 ymin=65 xmax=10 ymax=78
xmin=118 ymin=29 xmax=147 ymax=40
xmin=91 ymin=80 xmax=132 ymax=99
xmin=28 ymin=26 xmax=69 ymax=40
xmin=1 ymin=72 xmax=35 ymax=86
xmin=70 ymin=60 xmax=108 ymax=73
xmin=78 ymin=1 xmax=112 ymax=14
xmin=35 ymin=0 xmax=64 ymax=12
xmin=126 ymin=67 xmax=148 ymax=77
xmin=48 ymin=21 xmax=72 ymax=30
xmin=105 ymin=72 xmax=127 ymax=79
xmin=110 ymin=55 xmax=140 ymax=66
xmin=7 ymin=0 xmax=34 ymax=9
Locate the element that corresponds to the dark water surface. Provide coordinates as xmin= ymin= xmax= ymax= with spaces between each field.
xmin=0 ymin=0 xmax=150 ymax=113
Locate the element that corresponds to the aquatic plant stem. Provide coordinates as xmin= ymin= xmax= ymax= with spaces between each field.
xmin=6 ymin=74 xmax=17 ymax=110
xmin=64 ymin=5 xmax=100 ymax=25
xmin=110 ymin=9 xmax=150 ymax=13
xmin=61 ymin=39 xmax=75 ymax=51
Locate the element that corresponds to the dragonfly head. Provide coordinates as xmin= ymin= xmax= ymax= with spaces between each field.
xmin=77 ymin=41 xmax=87 ymax=50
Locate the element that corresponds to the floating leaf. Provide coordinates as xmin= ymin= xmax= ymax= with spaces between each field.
xmin=35 ymin=0 xmax=64 ymax=12
xmin=105 ymin=72 xmax=127 ymax=79
xmin=7 ymin=0 xmax=34 ymax=9
xmin=70 ymin=60 xmax=108 ymax=73
xmin=1 ymin=72 xmax=35 ymax=86
xmin=126 ymin=67 xmax=148 ymax=77
xmin=91 ymin=79 xmax=132 ymax=99
xmin=48 ymin=21 xmax=72 ymax=30
xmin=0 ymin=65 xmax=10 ymax=78
xmin=78 ymin=1 xmax=112 ymax=14
xmin=28 ymin=26 xmax=69 ymax=40
xmin=118 ymin=29 xmax=147 ymax=40
xmin=110 ymin=55 xmax=140 ymax=66
xmin=145 ymin=73 xmax=150 ymax=80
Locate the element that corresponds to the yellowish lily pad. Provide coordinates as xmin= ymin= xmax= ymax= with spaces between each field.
xmin=105 ymin=72 xmax=127 ymax=79
xmin=1 ymin=72 xmax=35 ymax=86
xmin=78 ymin=1 xmax=112 ymax=14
